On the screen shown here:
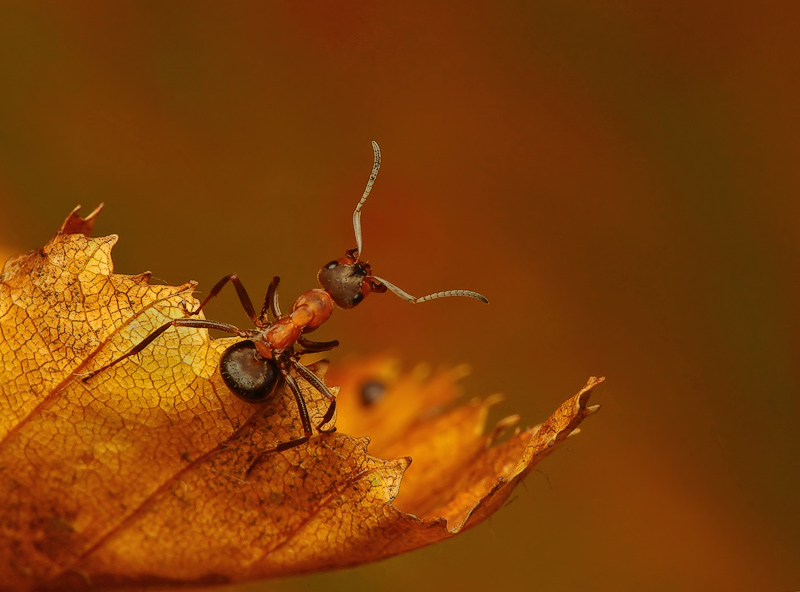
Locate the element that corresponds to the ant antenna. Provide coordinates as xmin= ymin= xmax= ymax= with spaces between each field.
xmin=352 ymin=140 xmax=381 ymax=257
xmin=318 ymin=141 xmax=489 ymax=307
xmin=372 ymin=275 xmax=489 ymax=304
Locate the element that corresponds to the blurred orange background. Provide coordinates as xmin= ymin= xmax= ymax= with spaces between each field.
xmin=1 ymin=3 xmax=797 ymax=591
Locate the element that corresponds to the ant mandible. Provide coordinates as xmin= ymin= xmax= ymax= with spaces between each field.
xmin=83 ymin=142 xmax=488 ymax=455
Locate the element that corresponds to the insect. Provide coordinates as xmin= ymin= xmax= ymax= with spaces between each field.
xmin=83 ymin=142 xmax=488 ymax=456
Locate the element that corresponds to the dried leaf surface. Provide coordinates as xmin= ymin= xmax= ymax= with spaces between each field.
xmin=0 ymin=208 xmax=601 ymax=591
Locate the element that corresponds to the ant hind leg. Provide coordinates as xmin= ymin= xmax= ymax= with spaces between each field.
xmin=245 ymin=362 xmax=336 ymax=475
xmin=297 ymin=335 xmax=339 ymax=353
xmin=82 ymin=318 xmax=248 ymax=382
xmin=290 ymin=359 xmax=337 ymax=432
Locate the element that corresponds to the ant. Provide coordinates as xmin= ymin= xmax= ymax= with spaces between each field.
xmin=83 ymin=142 xmax=488 ymax=456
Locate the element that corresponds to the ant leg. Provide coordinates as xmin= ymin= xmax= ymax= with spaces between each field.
xmin=245 ymin=433 xmax=316 ymax=477
xmin=259 ymin=276 xmax=282 ymax=323
xmin=282 ymin=370 xmax=314 ymax=440
xmin=83 ymin=318 xmax=248 ymax=382
xmin=297 ymin=335 xmax=339 ymax=353
xmin=245 ymin=369 xmax=316 ymax=476
xmin=290 ymin=359 xmax=337 ymax=432
xmin=317 ymin=399 xmax=337 ymax=432
xmin=191 ymin=274 xmax=260 ymax=326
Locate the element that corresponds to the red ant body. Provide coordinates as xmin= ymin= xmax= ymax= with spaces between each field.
xmin=84 ymin=142 xmax=488 ymax=455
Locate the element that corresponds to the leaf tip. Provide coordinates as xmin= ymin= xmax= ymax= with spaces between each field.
xmin=487 ymin=413 xmax=521 ymax=446
xmin=58 ymin=204 xmax=104 ymax=237
xmin=130 ymin=270 xmax=153 ymax=284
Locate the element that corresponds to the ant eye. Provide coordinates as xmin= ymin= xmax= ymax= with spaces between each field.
xmin=351 ymin=292 xmax=364 ymax=306
xmin=325 ymin=261 xmax=338 ymax=270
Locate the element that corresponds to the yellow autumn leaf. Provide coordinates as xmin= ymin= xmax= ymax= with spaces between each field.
xmin=0 ymin=206 xmax=601 ymax=591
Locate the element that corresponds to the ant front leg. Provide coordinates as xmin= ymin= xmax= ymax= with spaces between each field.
xmin=82 ymin=318 xmax=249 ymax=382
xmin=191 ymin=274 xmax=260 ymax=327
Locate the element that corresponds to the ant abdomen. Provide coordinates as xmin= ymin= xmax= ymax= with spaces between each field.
xmin=220 ymin=340 xmax=281 ymax=403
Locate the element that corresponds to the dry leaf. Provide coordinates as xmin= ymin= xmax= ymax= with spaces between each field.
xmin=0 ymin=207 xmax=602 ymax=591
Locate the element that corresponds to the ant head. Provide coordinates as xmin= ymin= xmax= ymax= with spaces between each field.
xmin=318 ymin=141 xmax=489 ymax=309
xmin=317 ymin=248 xmax=386 ymax=309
